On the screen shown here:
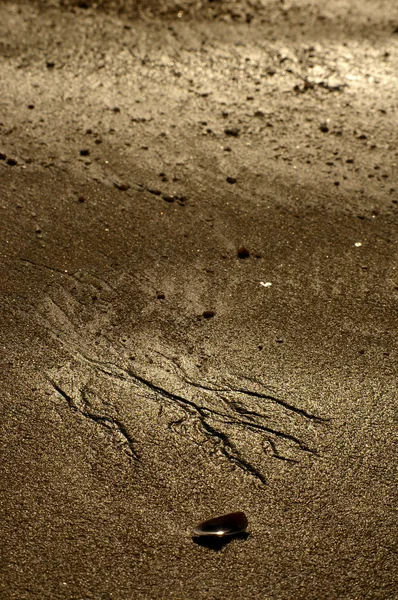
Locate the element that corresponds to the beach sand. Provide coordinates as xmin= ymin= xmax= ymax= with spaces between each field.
xmin=1 ymin=1 xmax=397 ymax=597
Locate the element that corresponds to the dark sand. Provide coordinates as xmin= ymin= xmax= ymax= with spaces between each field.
xmin=1 ymin=1 xmax=397 ymax=598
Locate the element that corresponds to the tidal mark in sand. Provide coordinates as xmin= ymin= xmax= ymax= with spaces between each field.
xmin=50 ymin=349 xmax=324 ymax=484
xmin=20 ymin=258 xmax=118 ymax=294
xmin=49 ymin=378 xmax=139 ymax=460
xmin=41 ymin=292 xmax=328 ymax=485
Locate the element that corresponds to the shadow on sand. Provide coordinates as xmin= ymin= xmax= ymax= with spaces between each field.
xmin=192 ymin=532 xmax=250 ymax=551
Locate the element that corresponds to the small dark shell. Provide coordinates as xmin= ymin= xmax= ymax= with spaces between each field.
xmin=193 ymin=511 xmax=248 ymax=538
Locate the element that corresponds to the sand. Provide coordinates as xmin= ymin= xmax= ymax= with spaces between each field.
xmin=1 ymin=1 xmax=397 ymax=598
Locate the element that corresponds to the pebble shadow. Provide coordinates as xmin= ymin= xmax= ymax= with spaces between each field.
xmin=192 ymin=532 xmax=250 ymax=552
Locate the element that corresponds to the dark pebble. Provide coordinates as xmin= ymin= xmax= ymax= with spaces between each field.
xmin=0 ymin=153 xmax=6 ymax=160
xmin=226 ymin=176 xmax=237 ymax=184
xmin=114 ymin=182 xmax=130 ymax=191
xmin=46 ymin=61 xmax=55 ymax=69
xmin=203 ymin=310 xmax=216 ymax=319
xmin=78 ymin=195 xmax=86 ymax=203
xmin=162 ymin=194 xmax=175 ymax=203
xmin=6 ymin=158 xmax=17 ymax=166
xmin=319 ymin=123 xmax=329 ymax=133
xmin=193 ymin=511 xmax=248 ymax=538
xmin=157 ymin=292 xmax=165 ymax=300
xmin=224 ymin=127 xmax=240 ymax=137
xmin=237 ymin=246 xmax=250 ymax=259
xmin=80 ymin=149 xmax=90 ymax=156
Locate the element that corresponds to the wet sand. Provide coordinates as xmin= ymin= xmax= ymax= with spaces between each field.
xmin=1 ymin=1 xmax=397 ymax=598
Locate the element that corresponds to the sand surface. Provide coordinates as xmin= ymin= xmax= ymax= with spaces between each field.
xmin=1 ymin=1 xmax=397 ymax=598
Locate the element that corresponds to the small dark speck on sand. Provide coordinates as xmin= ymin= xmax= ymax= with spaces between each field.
xmin=226 ymin=176 xmax=237 ymax=184
xmin=203 ymin=310 xmax=216 ymax=319
xmin=6 ymin=158 xmax=17 ymax=166
xmin=80 ymin=149 xmax=90 ymax=156
xmin=114 ymin=182 xmax=130 ymax=191
xmin=237 ymin=246 xmax=250 ymax=259
xmin=224 ymin=127 xmax=240 ymax=137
